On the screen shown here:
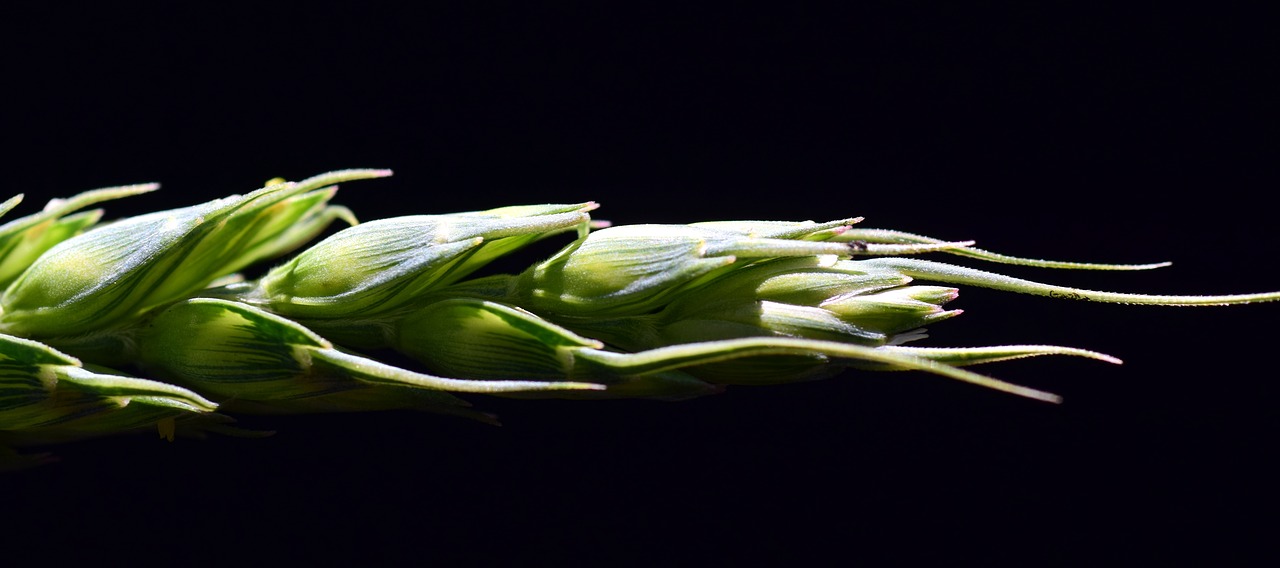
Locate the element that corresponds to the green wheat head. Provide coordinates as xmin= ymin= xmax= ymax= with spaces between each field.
xmin=2 ymin=169 xmax=1276 ymax=470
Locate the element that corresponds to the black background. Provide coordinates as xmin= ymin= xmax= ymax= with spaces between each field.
xmin=3 ymin=4 xmax=1276 ymax=565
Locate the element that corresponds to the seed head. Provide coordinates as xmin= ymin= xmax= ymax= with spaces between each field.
xmin=250 ymin=202 xmax=596 ymax=321
xmin=396 ymin=298 xmax=722 ymax=399
xmin=136 ymin=298 xmax=603 ymax=416
xmin=0 ymin=170 xmax=386 ymax=338
xmin=557 ymin=256 xmax=960 ymax=351
xmin=512 ymin=222 xmax=952 ymax=318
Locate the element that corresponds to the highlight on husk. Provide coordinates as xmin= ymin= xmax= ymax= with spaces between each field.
xmin=1 ymin=169 xmax=1277 ymax=469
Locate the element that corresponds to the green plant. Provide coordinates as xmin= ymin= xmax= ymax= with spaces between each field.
xmin=2 ymin=169 xmax=1275 ymax=469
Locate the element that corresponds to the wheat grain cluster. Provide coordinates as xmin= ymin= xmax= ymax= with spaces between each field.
xmin=2 ymin=169 xmax=1275 ymax=469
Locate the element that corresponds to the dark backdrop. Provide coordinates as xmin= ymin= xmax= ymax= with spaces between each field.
xmin=3 ymin=4 xmax=1276 ymax=565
